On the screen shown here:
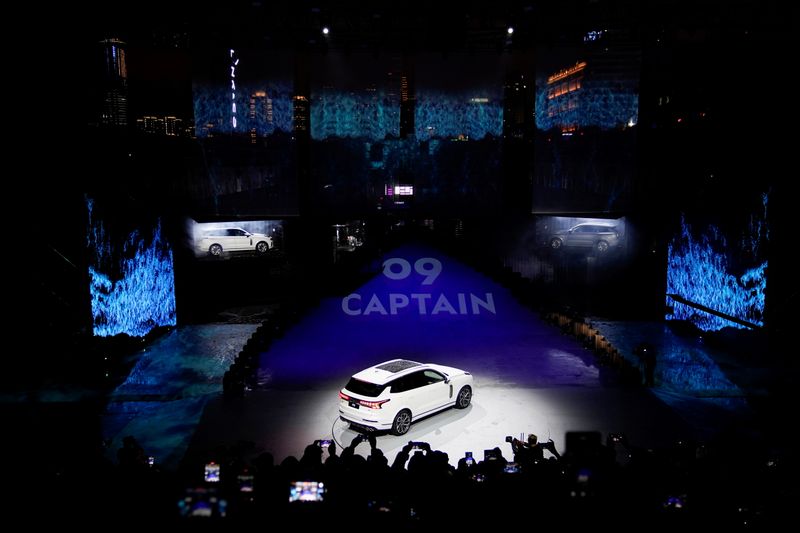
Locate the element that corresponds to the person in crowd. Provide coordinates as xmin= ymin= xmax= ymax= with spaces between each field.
xmin=511 ymin=434 xmax=561 ymax=466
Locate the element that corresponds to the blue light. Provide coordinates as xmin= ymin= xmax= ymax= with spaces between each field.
xmin=666 ymin=216 xmax=767 ymax=331
xmin=308 ymin=90 xmax=501 ymax=141
xmin=193 ymin=81 xmax=293 ymax=137
xmin=535 ymin=83 xmax=638 ymax=131
xmin=88 ymin=199 xmax=176 ymax=337
xmin=311 ymin=90 xmax=400 ymax=140
xmin=415 ymin=91 xmax=502 ymax=139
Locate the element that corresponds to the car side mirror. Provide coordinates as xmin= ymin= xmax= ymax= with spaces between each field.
xmin=444 ymin=378 xmax=450 ymax=384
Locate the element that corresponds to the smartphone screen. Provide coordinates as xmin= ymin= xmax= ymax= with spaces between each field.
xmin=318 ymin=439 xmax=332 ymax=462
xmin=204 ymin=462 xmax=221 ymax=483
xmin=289 ymin=481 xmax=325 ymax=502
xmin=237 ymin=474 xmax=254 ymax=492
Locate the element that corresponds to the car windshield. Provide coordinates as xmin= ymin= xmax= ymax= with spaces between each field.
xmin=345 ymin=378 xmax=386 ymax=398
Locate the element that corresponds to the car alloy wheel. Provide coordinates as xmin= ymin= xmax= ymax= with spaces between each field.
xmin=550 ymin=238 xmax=563 ymax=250
xmin=256 ymin=241 xmax=269 ymax=254
xmin=392 ymin=410 xmax=412 ymax=435
xmin=209 ymin=244 xmax=223 ymax=256
xmin=596 ymin=240 xmax=609 ymax=253
xmin=456 ymin=386 xmax=472 ymax=408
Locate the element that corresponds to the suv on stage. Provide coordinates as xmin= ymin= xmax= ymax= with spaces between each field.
xmin=197 ymin=227 xmax=273 ymax=257
xmin=339 ymin=359 xmax=473 ymax=436
xmin=548 ymin=223 xmax=620 ymax=253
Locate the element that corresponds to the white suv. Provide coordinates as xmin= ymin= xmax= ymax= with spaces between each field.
xmin=197 ymin=227 xmax=273 ymax=256
xmin=338 ymin=359 xmax=473 ymax=435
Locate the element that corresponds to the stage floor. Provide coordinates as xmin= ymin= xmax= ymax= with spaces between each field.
xmin=181 ymin=246 xmax=757 ymax=467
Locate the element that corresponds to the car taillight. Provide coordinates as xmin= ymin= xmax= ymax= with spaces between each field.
xmin=359 ymin=399 xmax=390 ymax=409
xmin=339 ymin=391 xmax=350 ymax=401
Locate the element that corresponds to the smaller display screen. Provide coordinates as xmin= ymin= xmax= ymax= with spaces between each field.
xmin=289 ymin=481 xmax=325 ymax=502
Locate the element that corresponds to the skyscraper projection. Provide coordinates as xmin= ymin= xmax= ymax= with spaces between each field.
xmin=309 ymin=53 xmax=504 ymax=211
xmin=533 ymin=32 xmax=640 ymax=213
xmin=310 ymin=53 xmax=401 ymax=140
xmin=190 ymin=49 xmax=298 ymax=215
xmin=414 ymin=54 xmax=503 ymax=140
xmin=192 ymin=49 xmax=293 ymax=138
xmin=98 ymin=38 xmax=128 ymax=127
xmin=87 ymin=198 xmax=176 ymax=337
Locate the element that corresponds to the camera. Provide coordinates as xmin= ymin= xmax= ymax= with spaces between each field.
xmin=505 ymin=436 xmax=513 ymax=443
xmin=504 ymin=462 xmax=521 ymax=474
xmin=317 ymin=439 xmax=332 ymax=448
xmin=409 ymin=441 xmax=426 ymax=449
xmin=464 ymin=451 xmax=475 ymax=466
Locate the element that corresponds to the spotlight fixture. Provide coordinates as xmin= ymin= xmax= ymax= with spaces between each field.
xmin=507 ymin=27 xmax=514 ymax=35
xmin=322 ymin=26 xmax=330 ymax=35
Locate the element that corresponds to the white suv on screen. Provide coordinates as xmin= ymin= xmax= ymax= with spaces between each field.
xmin=339 ymin=359 xmax=473 ymax=436
xmin=198 ymin=227 xmax=273 ymax=256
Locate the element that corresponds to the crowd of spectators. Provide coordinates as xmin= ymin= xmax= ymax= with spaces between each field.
xmin=46 ymin=429 xmax=789 ymax=528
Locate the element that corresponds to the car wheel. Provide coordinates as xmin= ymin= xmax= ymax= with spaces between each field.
xmin=550 ymin=238 xmax=563 ymax=250
xmin=391 ymin=409 xmax=412 ymax=436
xmin=596 ymin=240 xmax=609 ymax=253
xmin=255 ymin=241 xmax=270 ymax=254
xmin=455 ymin=386 xmax=472 ymax=409
xmin=209 ymin=244 xmax=223 ymax=256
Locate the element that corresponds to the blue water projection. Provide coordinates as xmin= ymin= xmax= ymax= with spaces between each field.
xmin=666 ymin=216 xmax=767 ymax=331
xmin=193 ymin=81 xmax=293 ymax=137
xmin=87 ymin=199 xmax=177 ymax=337
xmin=535 ymin=83 xmax=638 ymax=131
xmin=415 ymin=91 xmax=502 ymax=139
xmin=308 ymin=91 xmax=501 ymax=141
xmin=311 ymin=90 xmax=400 ymax=140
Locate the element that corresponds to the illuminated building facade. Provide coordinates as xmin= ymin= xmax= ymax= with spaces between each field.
xmin=293 ymin=95 xmax=310 ymax=134
xmin=399 ymin=73 xmax=415 ymax=138
xmin=99 ymin=38 xmax=128 ymax=127
xmin=503 ymin=73 xmax=533 ymax=140
xmin=543 ymin=61 xmax=586 ymax=131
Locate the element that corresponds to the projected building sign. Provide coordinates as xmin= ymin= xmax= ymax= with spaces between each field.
xmin=342 ymin=257 xmax=496 ymax=316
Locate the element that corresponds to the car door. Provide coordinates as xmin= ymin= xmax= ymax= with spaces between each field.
xmin=571 ymin=225 xmax=595 ymax=247
xmin=389 ymin=372 xmax=423 ymax=415
xmin=227 ymin=228 xmax=251 ymax=250
xmin=421 ymin=369 xmax=451 ymax=412
xmin=411 ymin=369 xmax=449 ymax=414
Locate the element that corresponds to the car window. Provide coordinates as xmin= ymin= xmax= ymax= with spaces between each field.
xmin=574 ymin=225 xmax=591 ymax=233
xmin=345 ymin=378 xmax=387 ymax=398
xmin=391 ymin=373 xmax=418 ymax=393
xmin=421 ymin=370 xmax=445 ymax=385
xmin=391 ymin=371 xmax=428 ymax=393
xmin=390 ymin=375 xmax=409 ymax=393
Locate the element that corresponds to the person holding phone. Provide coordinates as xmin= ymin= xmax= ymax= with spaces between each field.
xmin=510 ymin=434 xmax=561 ymax=466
